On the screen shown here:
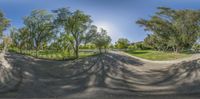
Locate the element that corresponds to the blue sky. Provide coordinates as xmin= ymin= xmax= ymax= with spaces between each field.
xmin=1 ymin=0 xmax=200 ymax=43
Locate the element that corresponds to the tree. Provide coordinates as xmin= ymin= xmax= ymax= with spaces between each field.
xmin=137 ymin=7 xmax=200 ymax=52
xmin=10 ymin=27 xmax=31 ymax=53
xmin=79 ymin=44 xmax=96 ymax=49
xmin=23 ymin=10 xmax=55 ymax=57
xmin=83 ymin=25 xmax=98 ymax=45
xmin=0 ymin=10 xmax=10 ymax=51
xmin=128 ymin=45 xmax=136 ymax=50
xmin=10 ymin=27 xmax=23 ymax=52
xmin=10 ymin=27 xmax=19 ymax=48
xmin=54 ymin=8 xmax=92 ymax=58
xmin=144 ymin=34 xmax=164 ymax=50
xmin=0 ymin=10 xmax=10 ymax=39
xmin=109 ymin=44 xmax=115 ymax=50
xmin=93 ymin=29 xmax=111 ymax=53
xmin=2 ymin=36 xmax=12 ymax=51
xmin=134 ymin=41 xmax=146 ymax=50
xmin=192 ymin=43 xmax=200 ymax=53
xmin=115 ymin=38 xmax=130 ymax=49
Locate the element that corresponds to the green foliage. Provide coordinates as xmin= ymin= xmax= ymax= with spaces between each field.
xmin=192 ymin=43 xmax=200 ymax=52
xmin=2 ymin=36 xmax=12 ymax=48
xmin=0 ymin=10 xmax=10 ymax=38
xmin=125 ymin=50 xmax=191 ymax=61
xmin=10 ymin=10 xmax=55 ymax=57
xmin=137 ymin=7 xmax=200 ymax=52
xmin=9 ymin=7 xmax=112 ymax=59
xmin=134 ymin=42 xmax=145 ymax=50
xmin=83 ymin=25 xmax=98 ymax=45
xmin=79 ymin=44 xmax=96 ymax=49
xmin=128 ymin=45 xmax=136 ymax=50
xmin=9 ymin=48 xmax=96 ymax=60
xmin=128 ymin=42 xmax=149 ymax=50
xmin=109 ymin=44 xmax=115 ymax=49
xmin=10 ymin=27 xmax=30 ymax=52
xmin=53 ymin=8 xmax=93 ymax=58
xmin=115 ymin=38 xmax=130 ymax=49
xmin=93 ymin=29 xmax=111 ymax=53
xmin=0 ymin=44 xmax=3 ymax=50
xmin=23 ymin=10 xmax=55 ymax=52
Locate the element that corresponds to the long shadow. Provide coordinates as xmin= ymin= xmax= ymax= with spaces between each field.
xmin=0 ymin=53 xmax=23 ymax=94
xmin=0 ymin=52 xmax=102 ymax=98
xmin=144 ymin=58 xmax=200 ymax=94
xmin=149 ymin=59 xmax=200 ymax=85
xmin=1 ymin=52 xmax=146 ymax=98
xmin=1 ymin=52 xmax=200 ymax=98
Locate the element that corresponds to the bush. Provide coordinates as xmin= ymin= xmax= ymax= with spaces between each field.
xmin=128 ymin=45 xmax=136 ymax=50
xmin=79 ymin=44 xmax=96 ymax=49
xmin=192 ymin=44 xmax=200 ymax=52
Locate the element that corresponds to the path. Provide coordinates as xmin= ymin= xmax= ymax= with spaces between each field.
xmin=0 ymin=52 xmax=200 ymax=99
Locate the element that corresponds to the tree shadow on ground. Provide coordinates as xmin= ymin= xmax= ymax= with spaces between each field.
xmin=0 ymin=52 xmax=145 ymax=98
xmin=0 ymin=53 xmax=22 ymax=94
xmin=1 ymin=52 xmax=200 ymax=98
xmin=145 ymin=58 xmax=200 ymax=95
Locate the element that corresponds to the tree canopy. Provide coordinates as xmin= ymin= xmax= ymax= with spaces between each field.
xmin=0 ymin=11 xmax=10 ymax=38
xmin=9 ymin=7 xmax=112 ymax=58
xmin=54 ymin=8 xmax=98 ymax=58
xmin=23 ymin=10 xmax=55 ymax=57
xmin=137 ymin=7 xmax=200 ymax=52
xmin=93 ymin=29 xmax=111 ymax=53
xmin=115 ymin=38 xmax=130 ymax=49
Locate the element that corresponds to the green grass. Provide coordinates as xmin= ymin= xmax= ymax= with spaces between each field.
xmin=125 ymin=50 xmax=192 ymax=61
xmin=9 ymin=48 xmax=97 ymax=60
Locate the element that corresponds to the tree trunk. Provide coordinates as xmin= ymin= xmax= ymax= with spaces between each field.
xmin=75 ymin=49 xmax=79 ymax=58
xmin=35 ymin=48 xmax=38 ymax=58
xmin=75 ymin=45 xmax=79 ymax=59
xmin=74 ymin=40 xmax=79 ymax=59
xmin=20 ymin=47 xmax=22 ymax=54
xmin=99 ymin=48 xmax=102 ymax=54
xmin=173 ymin=46 xmax=176 ymax=53
xmin=35 ymin=41 xmax=39 ymax=58
xmin=175 ymin=45 xmax=181 ymax=53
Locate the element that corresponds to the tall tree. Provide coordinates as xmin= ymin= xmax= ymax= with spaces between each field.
xmin=0 ymin=11 xmax=10 ymax=38
xmin=10 ymin=27 xmax=20 ymax=49
xmin=137 ymin=7 xmax=200 ymax=52
xmin=83 ymin=25 xmax=98 ymax=45
xmin=93 ymin=29 xmax=111 ymax=53
xmin=10 ymin=27 xmax=30 ymax=53
xmin=23 ymin=10 xmax=55 ymax=57
xmin=2 ymin=36 xmax=12 ymax=51
xmin=54 ymin=8 xmax=92 ymax=58
xmin=0 ymin=10 xmax=10 ymax=50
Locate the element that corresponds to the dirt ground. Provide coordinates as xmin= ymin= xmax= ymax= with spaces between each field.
xmin=0 ymin=52 xmax=200 ymax=99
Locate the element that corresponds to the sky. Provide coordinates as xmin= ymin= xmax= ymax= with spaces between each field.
xmin=1 ymin=0 xmax=200 ymax=43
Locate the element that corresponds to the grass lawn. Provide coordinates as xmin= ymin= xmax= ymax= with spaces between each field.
xmin=125 ymin=50 xmax=192 ymax=61
xmin=9 ymin=48 xmax=97 ymax=60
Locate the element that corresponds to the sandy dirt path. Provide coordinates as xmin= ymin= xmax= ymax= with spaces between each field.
xmin=0 ymin=52 xmax=200 ymax=99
